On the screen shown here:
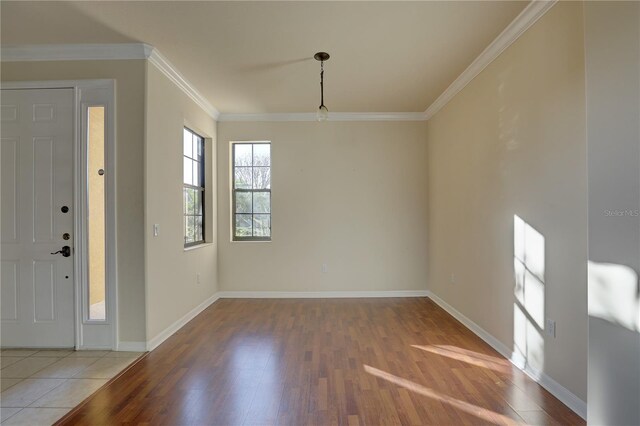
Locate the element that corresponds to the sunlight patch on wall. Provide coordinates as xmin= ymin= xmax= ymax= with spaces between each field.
xmin=588 ymin=261 xmax=639 ymax=332
xmin=513 ymin=215 xmax=545 ymax=373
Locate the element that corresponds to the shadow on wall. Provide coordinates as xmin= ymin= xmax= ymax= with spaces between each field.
xmin=588 ymin=261 xmax=640 ymax=424
xmin=512 ymin=215 xmax=545 ymax=375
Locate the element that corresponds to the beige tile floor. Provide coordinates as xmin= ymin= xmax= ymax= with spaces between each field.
xmin=0 ymin=349 xmax=143 ymax=425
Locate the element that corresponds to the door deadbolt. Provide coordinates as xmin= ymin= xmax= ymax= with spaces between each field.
xmin=61 ymin=206 xmax=69 ymax=213
xmin=62 ymin=233 xmax=70 ymax=240
xmin=98 ymin=169 xmax=105 ymax=176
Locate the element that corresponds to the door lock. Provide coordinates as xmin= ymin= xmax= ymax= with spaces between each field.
xmin=62 ymin=233 xmax=70 ymax=240
xmin=51 ymin=246 xmax=71 ymax=257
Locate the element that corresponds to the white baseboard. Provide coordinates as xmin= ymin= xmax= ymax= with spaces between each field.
xmin=116 ymin=341 xmax=147 ymax=352
xmin=426 ymin=290 xmax=587 ymax=419
xmin=145 ymin=292 xmax=221 ymax=352
xmin=218 ymin=290 xmax=429 ymax=299
xmin=133 ymin=289 xmax=590 ymax=418
xmin=426 ymin=291 xmax=513 ymax=358
xmin=139 ymin=290 xmax=426 ymax=353
xmin=530 ymin=368 xmax=587 ymax=419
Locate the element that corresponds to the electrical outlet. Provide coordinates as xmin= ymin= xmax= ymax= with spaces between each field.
xmin=153 ymin=224 xmax=160 ymax=237
xmin=546 ymin=319 xmax=556 ymax=338
xmin=321 ymin=263 xmax=328 ymax=273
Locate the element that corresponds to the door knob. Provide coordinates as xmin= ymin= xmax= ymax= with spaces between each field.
xmin=51 ymin=246 xmax=71 ymax=257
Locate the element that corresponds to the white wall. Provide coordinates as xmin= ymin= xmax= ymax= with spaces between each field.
xmin=2 ymin=60 xmax=148 ymax=343
xmin=585 ymin=2 xmax=640 ymax=424
xmin=217 ymin=121 xmax=428 ymax=294
xmin=144 ymin=63 xmax=218 ymax=343
xmin=425 ymin=2 xmax=588 ymax=402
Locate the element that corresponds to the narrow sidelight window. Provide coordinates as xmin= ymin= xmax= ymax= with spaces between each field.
xmin=88 ymin=106 xmax=106 ymax=321
xmin=183 ymin=128 xmax=205 ymax=246
xmin=232 ymin=142 xmax=271 ymax=241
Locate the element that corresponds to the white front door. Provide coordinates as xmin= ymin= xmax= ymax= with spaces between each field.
xmin=1 ymin=88 xmax=75 ymax=348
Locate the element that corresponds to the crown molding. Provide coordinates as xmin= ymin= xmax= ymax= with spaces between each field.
xmin=218 ymin=112 xmax=427 ymax=122
xmin=1 ymin=43 xmax=220 ymax=120
xmin=0 ymin=43 xmax=153 ymax=62
xmin=146 ymin=48 xmax=220 ymax=120
xmin=1 ymin=0 xmax=555 ymax=124
xmin=423 ymin=0 xmax=557 ymax=120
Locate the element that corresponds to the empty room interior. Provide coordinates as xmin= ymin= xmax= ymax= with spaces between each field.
xmin=0 ymin=1 xmax=639 ymax=425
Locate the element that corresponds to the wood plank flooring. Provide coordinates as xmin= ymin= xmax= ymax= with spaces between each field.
xmin=57 ymin=298 xmax=585 ymax=425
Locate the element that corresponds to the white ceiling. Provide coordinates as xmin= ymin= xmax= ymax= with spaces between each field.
xmin=1 ymin=1 xmax=528 ymax=114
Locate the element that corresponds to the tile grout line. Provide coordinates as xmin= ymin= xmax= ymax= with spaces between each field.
xmin=1 ymin=407 xmax=24 ymax=424
xmin=25 ymin=378 xmax=71 ymax=410
xmin=52 ymin=352 xmax=148 ymax=425
xmin=21 ymin=351 xmax=123 ymax=411
xmin=1 ymin=350 xmax=142 ymax=425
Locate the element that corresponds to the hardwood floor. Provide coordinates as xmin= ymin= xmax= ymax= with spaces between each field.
xmin=57 ymin=298 xmax=584 ymax=425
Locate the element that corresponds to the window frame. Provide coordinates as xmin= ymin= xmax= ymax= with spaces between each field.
xmin=183 ymin=127 xmax=206 ymax=248
xmin=231 ymin=141 xmax=271 ymax=242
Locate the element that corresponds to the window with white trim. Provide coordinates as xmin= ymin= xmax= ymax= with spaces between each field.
xmin=183 ymin=128 xmax=205 ymax=246
xmin=232 ymin=142 xmax=271 ymax=241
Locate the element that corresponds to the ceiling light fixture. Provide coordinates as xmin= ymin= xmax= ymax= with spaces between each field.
xmin=314 ymin=52 xmax=330 ymax=121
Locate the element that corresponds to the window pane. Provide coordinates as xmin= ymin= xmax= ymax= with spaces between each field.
xmin=235 ymin=191 xmax=252 ymax=213
xmin=193 ymin=161 xmax=200 ymax=187
xmin=185 ymin=188 xmax=196 ymax=215
xmin=183 ymin=188 xmax=187 ymax=214
xmin=253 ymin=214 xmax=270 ymax=237
xmin=183 ymin=129 xmax=193 ymax=158
xmin=186 ymin=216 xmax=195 ymax=243
xmin=253 ymin=167 xmax=270 ymax=189
xmin=235 ymin=214 xmax=252 ymax=237
xmin=253 ymin=192 xmax=270 ymax=213
xmin=194 ymin=189 xmax=202 ymax=215
xmin=253 ymin=144 xmax=270 ymax=166
xmin=196 ymin=136 xmax=204 ymax=159
xmin=234 ymin=167 xmax=252 ymax=189
xmin=184 ymin=157 xmax=193 ymax=185
xmin=88 ymin=106 xmax=106 ymax=321
xmin=195 ymin=215 xmax=203 ymax=241
xmin=234 ymin=144 xmax=252 ymax=166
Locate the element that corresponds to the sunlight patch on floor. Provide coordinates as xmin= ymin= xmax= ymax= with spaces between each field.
xmin=363 ymin=364 xmax=521 ymax=426
xmin=412 ymin=344 xmax=513 ymax=374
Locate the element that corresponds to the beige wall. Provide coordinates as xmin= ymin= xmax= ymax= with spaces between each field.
xmin=425 ymin=2 xmax=588 ymax=400
xmin=2 ymin=60 xmax=147 ymax=342
xmin=144 ymin=63 xmax=218 ymax=342
xmin=217 ymin=121 xmax=428 ymax=293
xmin=585 ymin=2 xmax=640 ymax=424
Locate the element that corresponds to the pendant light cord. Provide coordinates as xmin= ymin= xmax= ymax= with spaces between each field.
xmin=320 ymin=61 xmax=325 ymax=108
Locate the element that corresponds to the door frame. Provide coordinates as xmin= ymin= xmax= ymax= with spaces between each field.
xmin=1 ymin=80 xmax=117 ymax=350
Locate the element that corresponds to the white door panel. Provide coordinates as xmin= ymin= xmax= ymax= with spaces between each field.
xmin=1 ymin=88 xmax=74 ymax=348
